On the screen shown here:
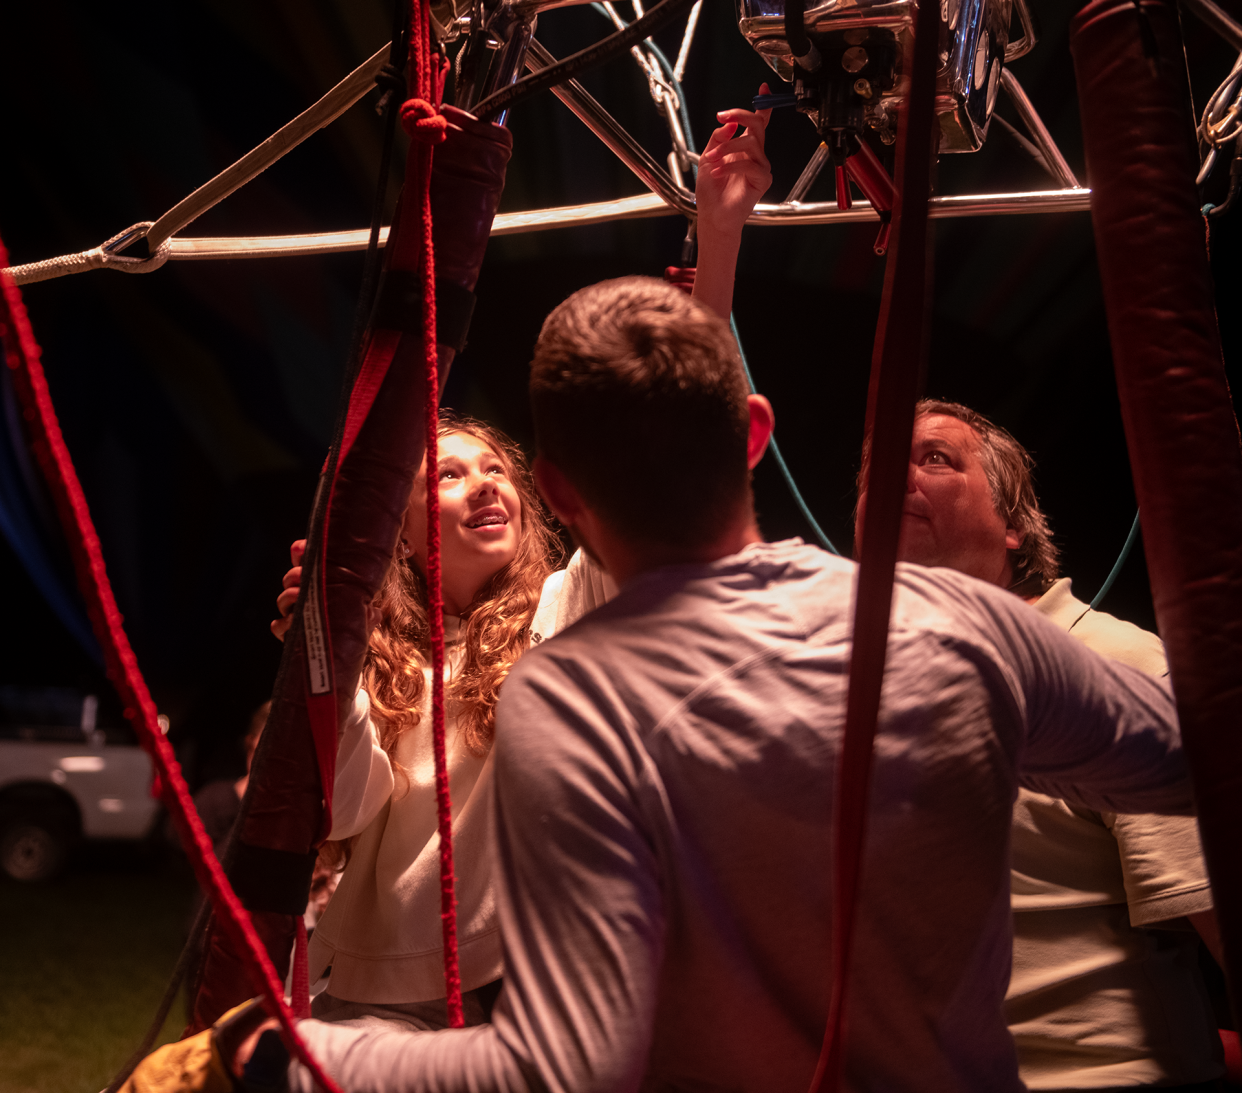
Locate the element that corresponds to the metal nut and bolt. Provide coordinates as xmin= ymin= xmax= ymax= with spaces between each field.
xmin=842 ymin=46 xmax=869 ymax=73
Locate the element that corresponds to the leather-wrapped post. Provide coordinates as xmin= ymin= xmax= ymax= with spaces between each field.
xmin=189 ymin=106 xmax=512 ymax=1030
xmin=1071 ymin=0 xmax=1242 ymax=1023
xmin=429 ymin=108 xmax=511 ymax=299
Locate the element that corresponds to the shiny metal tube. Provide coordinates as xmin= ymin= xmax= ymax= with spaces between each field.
xmin=748 ymin=186 xmax=1092 ymax=223
xmin=178 ymin=188 xmax=1092 ymax=254
xmin=174 ymin=189 xmax=1088 ymax=255
xmin=8 ymin=188 xmax=1096 ymax=283
xmin=523 ymin=38 xmax=697 ymax=215
xmin=785 ymin=143 xmax=831 ymax=203
xmin=1005 ymin=0 xmax=1038 ymax=61
xmin=1000 ymin=69 xmax=1081 ymax=190
xmin=489 ymin=15 xmax=538 ymax=127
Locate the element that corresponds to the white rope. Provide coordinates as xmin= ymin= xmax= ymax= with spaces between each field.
xmin=4 ymin=190 xmax=1096 ymax=285
xmin=147 ymin=45 xmax=389 ymax=250
xmin=5 ymin=43 xmax=388 ymax=286
xmin=4 ymin=195 xmax=680 ymax=282
xmin=8 ymin=222 xmax=172 ymax=286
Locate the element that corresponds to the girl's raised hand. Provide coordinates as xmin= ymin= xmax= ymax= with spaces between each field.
xmin=270 ymin=539 xmax=305 ymax=642
xmin=695 ymin=83 xmax=774 ymax=240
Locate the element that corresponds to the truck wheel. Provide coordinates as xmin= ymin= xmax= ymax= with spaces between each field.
xmin=0 ymin=818 xmax=69 ymax=882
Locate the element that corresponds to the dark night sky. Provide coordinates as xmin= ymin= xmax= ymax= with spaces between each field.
xmin=2 ymin=0 xmax=1241 ymax=782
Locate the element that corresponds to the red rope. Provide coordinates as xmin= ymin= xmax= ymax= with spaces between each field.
xmin=0 ymin=246 xmax=342 ymax=1093
xmin=292 ymin=917 xmax=311 ymax=1019
xmin=806 ymin=3 xmax=940 ymax=1092
xmin=400 ymin=0 xmax=463 ymax=1028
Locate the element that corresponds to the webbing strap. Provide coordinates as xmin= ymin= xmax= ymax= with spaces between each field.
xmin=806 ymin=1 xmax=940 ymax=1089
xmin=373 ymin=273 xmax=476 ymax=351
xmin=0 ymin=245 xmax=343 ymax=1093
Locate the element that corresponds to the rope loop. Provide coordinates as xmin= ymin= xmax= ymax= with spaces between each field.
xmin=400 ymin=98 xmax=447 ymax=143
xmin=100 ymin=221 xmax=172 ymax=276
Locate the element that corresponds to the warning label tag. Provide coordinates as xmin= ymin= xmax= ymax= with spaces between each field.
xmin=303 ymin=563 xmax=332 ymax=695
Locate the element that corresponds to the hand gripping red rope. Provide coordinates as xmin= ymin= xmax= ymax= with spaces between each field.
xmin=0 ymin=243 xmax=344 ymax=1093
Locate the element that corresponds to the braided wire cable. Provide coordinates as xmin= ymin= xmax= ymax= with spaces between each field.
xmin=1196 ymin=47 xmax=1242 ymax=185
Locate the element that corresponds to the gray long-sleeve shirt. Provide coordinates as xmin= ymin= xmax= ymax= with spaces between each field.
xmin=291 ymin=540 xmax=1189 ymax=1093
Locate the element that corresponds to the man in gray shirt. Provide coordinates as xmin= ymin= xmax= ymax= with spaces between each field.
xmin=258 ymin=277 xmax=1191 ymax=1093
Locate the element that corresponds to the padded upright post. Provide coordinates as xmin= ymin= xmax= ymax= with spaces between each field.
xmin=1071 ymin=0 xmax=1242 ymax=1023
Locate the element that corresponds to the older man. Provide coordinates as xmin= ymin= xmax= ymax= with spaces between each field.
xmin=856 ymin=399 xmax=1223 ymax=1092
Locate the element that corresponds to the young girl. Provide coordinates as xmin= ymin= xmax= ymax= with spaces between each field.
xmin=274 ymin=412 xmax=610 ymax=1029
xmin=270 ymin=90 xmax=772 ymax=1031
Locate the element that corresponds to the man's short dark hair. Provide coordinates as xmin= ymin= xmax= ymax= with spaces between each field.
xmin=530 ymin=277 xmax=752 ymax=549
xmin=857 ymin=399 xmax=1060 ymax=596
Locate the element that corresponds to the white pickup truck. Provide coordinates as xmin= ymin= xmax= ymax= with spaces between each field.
xmin=0 ymin=687 xmax=163 ymax=881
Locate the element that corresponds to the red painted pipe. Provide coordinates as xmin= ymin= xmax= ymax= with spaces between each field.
xmin=1071 ymin=0 xmax=1242 ymax=1024
xmin=807 ymin=2 xmax=940 ymax=1090
xmin=835 ymin=164 xmax=853 ymax=210
xmin=845 ymin=139 xmax=896 ymax=213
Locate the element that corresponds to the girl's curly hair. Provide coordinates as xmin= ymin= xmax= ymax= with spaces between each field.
xmin=363 ymin=412 xmax=563 ymax=771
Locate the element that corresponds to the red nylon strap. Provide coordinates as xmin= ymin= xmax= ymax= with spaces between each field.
xmin=806 ymin=1 xmax=940 ymax=1090
xmin=0 ymin=244 xmax=342 ymax=1093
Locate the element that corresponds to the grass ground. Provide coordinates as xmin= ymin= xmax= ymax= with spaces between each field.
xmin=0 ymin=842 xmax=196 ymax=1093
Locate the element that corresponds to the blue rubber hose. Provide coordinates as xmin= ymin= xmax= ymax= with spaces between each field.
xmin=732 ymin=314 xmax=841 ymax=555
xmin=1090 ymin=509 xmax=1141 ymax=609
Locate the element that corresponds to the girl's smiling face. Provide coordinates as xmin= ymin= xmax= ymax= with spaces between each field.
xmin=402 ymin=431 xmax=523 ymax=615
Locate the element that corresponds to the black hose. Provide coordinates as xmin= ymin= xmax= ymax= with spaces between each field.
xmin=471 ymin=0 xmax=698 ymax=122
xmin=785 ymin=0 xmax=813 ymax=61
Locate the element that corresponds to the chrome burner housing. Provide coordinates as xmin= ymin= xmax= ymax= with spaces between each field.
xmin=737 ymin=0 xmax=1021 ymax=152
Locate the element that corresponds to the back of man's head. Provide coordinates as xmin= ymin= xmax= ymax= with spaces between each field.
xmin=530 ymin=276 xmax=752 ymax=550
